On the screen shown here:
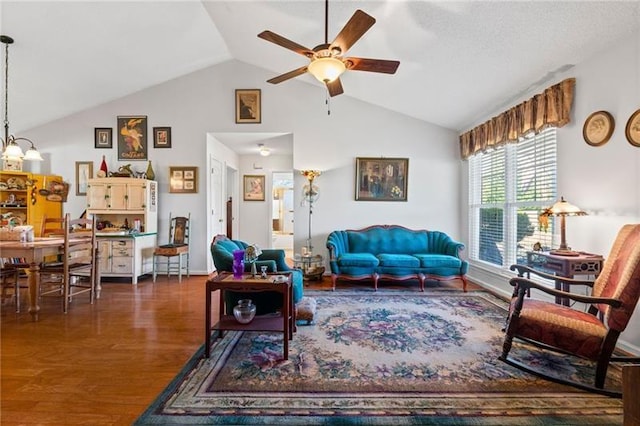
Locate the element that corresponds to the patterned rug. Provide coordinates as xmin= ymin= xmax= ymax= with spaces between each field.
xmin=136 ymin=290 xmax=623 ymax=425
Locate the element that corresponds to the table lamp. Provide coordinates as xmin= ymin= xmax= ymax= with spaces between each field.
xmin=546 ymin=197 xmax=587 ymax=256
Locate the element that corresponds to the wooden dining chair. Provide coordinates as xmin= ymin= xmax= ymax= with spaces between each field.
xmin=39 ymin=213 xmax=98 ymax=313
xmin=1 ymin=262 xmax=25 ymax=312
xmin=41 ymin=215 xmax=65 ymax=237
xmin=152 ymin=213 xmax=190 ymax=283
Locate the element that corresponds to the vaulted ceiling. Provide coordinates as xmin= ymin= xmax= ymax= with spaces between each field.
xmin=1 ymin=1 xmax=638 ymax=137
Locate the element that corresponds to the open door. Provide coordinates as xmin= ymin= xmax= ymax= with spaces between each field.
xmin=272 ymin=172 xmax=293 ymax=258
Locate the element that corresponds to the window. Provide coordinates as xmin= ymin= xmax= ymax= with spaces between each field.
xmin=468 ymin=128 xmax=557 ymax=269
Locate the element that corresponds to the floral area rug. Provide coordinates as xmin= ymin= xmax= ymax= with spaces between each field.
xmin=135 ymin=290 xmax=623 ymax=425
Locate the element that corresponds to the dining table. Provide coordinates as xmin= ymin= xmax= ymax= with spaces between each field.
xmin=0 ymin=237 xmax=67 ymax=321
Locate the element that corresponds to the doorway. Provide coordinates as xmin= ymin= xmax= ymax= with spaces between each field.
xmin=272 ymin=171 xmax=294 ymax=259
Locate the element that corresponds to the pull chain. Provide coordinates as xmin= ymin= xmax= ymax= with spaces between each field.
xmin=325 ymin=88 xmax=331 ymax=115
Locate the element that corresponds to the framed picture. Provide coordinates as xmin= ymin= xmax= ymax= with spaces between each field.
xmin=235 ymin=89 xmax=261 ymax=124
xmin=75 ymin=161 xmax=93 ymax=196
xmin=169 ymin=166 xmax=198 ymax=194
xmin=583 ymin=111 xmax=614 ymax=147
xmin=153 ymin=127 xmax=172 ymax=148
xmin=355 ymin=157 xmax=408 ymax=201
xmin=243 ymin=174 xmax=265 ymax=201
xmin=94 ymin=128 xmax=113 ymax=149
xmin=117 ymin=115 xmax=148 ymax=160
xmin=625 ymin=108 xmax=640 ymax=147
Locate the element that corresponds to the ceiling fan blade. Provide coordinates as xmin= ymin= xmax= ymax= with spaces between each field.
xmin=346 ymin=57 xmax=400 ymax=74
xmin=330 ymin=10 xmax=376 ymax=54
xmin=258 ymin=31 xmax=314 ymax=57
xmin=267 ymin=66 xmax=309 ymax=84
xmin=326 ymin=78 xmax=344 ymax=97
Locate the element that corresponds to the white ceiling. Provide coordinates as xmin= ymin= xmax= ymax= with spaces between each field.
xmin=1 ymin=1 xmax=639 ymax=150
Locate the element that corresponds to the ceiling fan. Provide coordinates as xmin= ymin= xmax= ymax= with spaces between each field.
xmin=258 ymin=0 xmax=400 ymax=97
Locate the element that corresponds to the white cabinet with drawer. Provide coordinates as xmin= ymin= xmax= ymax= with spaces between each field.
xmin=97 ymin=234 xmax=156 ymax=284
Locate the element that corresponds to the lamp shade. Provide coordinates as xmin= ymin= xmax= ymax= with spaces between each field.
xmin=308 ymin=57 xmax=346 ymax=83
xmin=2 ymin=142 xmax=24 ymax=160
xmin=23 ymin=147 xmax=44 ymax=161
xmin=549 ymin=197 xmax=587 ymax=216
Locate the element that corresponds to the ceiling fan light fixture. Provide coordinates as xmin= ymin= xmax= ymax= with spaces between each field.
xmin=308 ymin=57 xmax=346 ymax=83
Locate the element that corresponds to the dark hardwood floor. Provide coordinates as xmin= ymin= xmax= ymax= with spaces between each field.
xmin=0 ymin=273 xmax=470 ymax=425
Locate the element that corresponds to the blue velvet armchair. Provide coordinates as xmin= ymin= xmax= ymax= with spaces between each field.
xmin=210 ymin=235 xmax=303 ymax=315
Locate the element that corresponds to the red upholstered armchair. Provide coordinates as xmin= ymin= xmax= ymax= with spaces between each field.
xmin=500 ymin=224 xmax=640 ymax=397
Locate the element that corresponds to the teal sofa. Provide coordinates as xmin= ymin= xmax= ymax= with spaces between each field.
xmin=210 ymin=235 xmax=304 ymax=315
xmin=326 ymin=225 xmax=468 ymax=291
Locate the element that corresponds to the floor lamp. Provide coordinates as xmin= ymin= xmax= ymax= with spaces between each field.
xmin=301 ymin=170 xmax=321 ymax=254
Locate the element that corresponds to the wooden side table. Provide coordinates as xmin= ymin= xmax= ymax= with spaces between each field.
xmin=204 ymin=272 xmax=294 ymax=359
xmin=526 ymin=251 xmax=604 ymax=306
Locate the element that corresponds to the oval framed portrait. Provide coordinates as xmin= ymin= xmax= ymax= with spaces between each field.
xmin=625 ymin=108 xmax=640 ymax=147
xmin=583 ymin=111 xmax=614 ymax=147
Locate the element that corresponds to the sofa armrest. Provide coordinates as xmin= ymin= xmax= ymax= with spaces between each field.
xmin=326 ymin=230 xmax=349 ymax=260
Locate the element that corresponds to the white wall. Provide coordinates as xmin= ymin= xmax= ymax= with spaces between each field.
xmin=464 ymin=31 xmax=640 ymax=353
xmin=238 ymin=153 xmax=294 ymax=249
xmin=19 ymin=59 xmax=461 ymax=278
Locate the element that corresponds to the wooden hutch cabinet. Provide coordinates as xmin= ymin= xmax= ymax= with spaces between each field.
xmin=86 ymin=177 xmax=158 ymax=284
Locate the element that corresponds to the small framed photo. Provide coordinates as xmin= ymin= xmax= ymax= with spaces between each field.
xmin=355 ymin=157 xmax=409 ymax=201
xmin=117 ymin=115 xmax=148 ymax=160
xmin=94 ymin=128 xmax=113 ymax=149
xmin=153 ymin=127 xmax=172 ymax=148
xmin=583 ymin=111 xmax=614 ymax=147
xmin=169 ymin=166 xmax=198 ymax=194
xmin=75 ymin=161 xmax=93 ymax=196
xmin=625 ymin=109 xmax=640 ymax=147
xmin=243 ymin=175 xmax=265 ymax=201
xmin=235 ymin=89 xmax=261 ymax=124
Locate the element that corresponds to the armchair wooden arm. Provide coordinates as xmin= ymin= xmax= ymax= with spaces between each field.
xmin=510 ymin=264 xmax=595 ymax=288
xmin=509 ymin=276 xmax=622 ymax=307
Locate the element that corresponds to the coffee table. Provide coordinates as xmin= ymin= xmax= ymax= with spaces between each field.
xmin=204 ymin=272 xmax=294 ymax=359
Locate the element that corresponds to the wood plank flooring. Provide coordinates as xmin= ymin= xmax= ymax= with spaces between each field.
xmin=1 ymin=274 xmax=469 ymax=425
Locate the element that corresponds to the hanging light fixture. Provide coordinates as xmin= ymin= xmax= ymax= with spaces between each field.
xmin=1 ymin=35 xmax=43 ymax=171
xmin=258 ymin=143 xmax=271 ymax=156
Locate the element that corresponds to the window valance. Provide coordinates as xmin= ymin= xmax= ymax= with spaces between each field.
xmin=459 ymin=78 xmax=575 ymax=160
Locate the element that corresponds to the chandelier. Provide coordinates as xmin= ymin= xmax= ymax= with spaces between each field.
xmin=1 ymin=35 xmax=43 ymax=171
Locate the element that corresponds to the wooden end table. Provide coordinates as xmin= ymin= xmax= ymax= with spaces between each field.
xmin=205 ymin=272 xmax=294 ymax=359
xmin=526 ymin=251 xmax=604 ymax=306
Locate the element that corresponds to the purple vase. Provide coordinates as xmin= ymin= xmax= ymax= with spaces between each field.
xmin=232 ymin=249 xmax=245 ymax=278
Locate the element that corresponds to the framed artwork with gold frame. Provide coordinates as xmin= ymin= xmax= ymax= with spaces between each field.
xmin=75 ymin=161 xmax=93 ymax=196
xmin=355 ymin=157 xmax=408 ymax=201
xmin=235 ymin=89 xmax=261 ymax=124
xmin=243 ymin=175 xmax=265 ymax=201
xmin=625 ymin=108 xmax=640 ymax=147
xmin=169 ymin=166 xmax=198 ymax=194
xmin=583 ymin=111 xmax=614 ymax=147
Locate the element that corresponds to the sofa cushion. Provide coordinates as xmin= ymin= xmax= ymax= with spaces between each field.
xmin=338 ymin=253 xmax=379 ymax=268
xmin=348 ymin=227 xmax=428 ymax=254
xmin=377 ymin=253 xmax=420 ymax=268
xmin=414 ymin=254 xmax=462 ymax=269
